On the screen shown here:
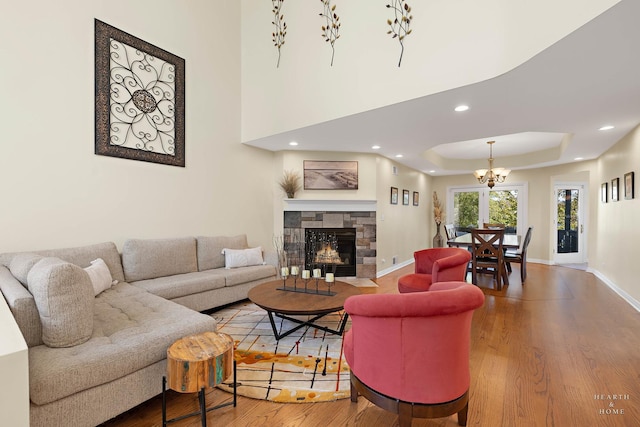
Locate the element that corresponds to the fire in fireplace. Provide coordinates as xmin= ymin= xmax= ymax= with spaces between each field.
xmin=305 ymin=228 xmax=356 ymax=277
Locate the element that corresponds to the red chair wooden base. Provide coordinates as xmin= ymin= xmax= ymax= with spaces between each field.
xmin=350 ymin=372 xmax=469 ymax=426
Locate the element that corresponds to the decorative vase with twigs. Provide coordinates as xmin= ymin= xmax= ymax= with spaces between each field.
xmin=432 ymin=191 xmax=445 ymax=247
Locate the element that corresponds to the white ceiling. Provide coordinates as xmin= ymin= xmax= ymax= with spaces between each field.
xmin=244 ymin=0 xmax=640 ymax=176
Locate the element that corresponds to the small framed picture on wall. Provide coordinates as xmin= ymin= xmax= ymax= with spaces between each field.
xmin=624 ymin=172 xmax=634 ymax=199
xmin=402 ymin=189 xmax=410 ymax=205
xmin=390 ymin=187 xmax=398 ymax=204
xmin=611 ymin=177 xmax=619 ymax=202
xmin=413 ymin=191 xmax=419 ymax=206
xmin=601 ymin=182 xmax=608 ymax=203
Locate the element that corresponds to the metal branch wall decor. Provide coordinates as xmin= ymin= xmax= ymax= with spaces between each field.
xmin=319 ymin=0 xmax=341 ymax=66
xmin=386 ymin=0 xmax=413 ymax=67
xmin=271 ymin=0 xmax=287 ymax=68
xmin=95 ymin=19 xmax=185 ymax=167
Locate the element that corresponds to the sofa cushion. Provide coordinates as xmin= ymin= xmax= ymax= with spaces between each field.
xmin=122 ymin=237 xmax=198 ymax=282
xmin=36 ymin=242 xmax=126 ymax=283
xmin=131 ymin=269 xmax=226 ymax=300
xmin=223 ymin=247 xmax=264 ymax=269
xmin=84 ymin=258 xmax=116 ymax=296
xmin=9 ymin=253 xmax=44 ymax=286
xmin=28 ymin=282 xmax=217 ymax=406
xmin=27 ymin=257 xmax=94 ymax=348
xmin=223 ymin=264 xmax=277 ymax=287
xmin=197 ymin=235 xmax=248 ymax=271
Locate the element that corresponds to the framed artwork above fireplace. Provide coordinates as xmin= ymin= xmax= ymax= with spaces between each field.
xmin=303 ymin=160 xmax=358 ymax=190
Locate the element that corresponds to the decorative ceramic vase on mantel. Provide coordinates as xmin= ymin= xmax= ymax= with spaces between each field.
xmin=433 ymin=223 xmax=445 ymax=248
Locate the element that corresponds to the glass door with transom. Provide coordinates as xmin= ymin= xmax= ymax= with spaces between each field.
xmin=448 ymin=185 xmax=527 ymax=236
xmin=553 ymin=185 xmax=585 ymax=264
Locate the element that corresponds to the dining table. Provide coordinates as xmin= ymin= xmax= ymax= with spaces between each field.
xmin=446 ymin=232 xmax=521 ymax=250
xmin=447 ymin=232 xmax=521 ymax=288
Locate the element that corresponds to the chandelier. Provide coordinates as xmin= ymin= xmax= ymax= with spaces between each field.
xmin=473 ymin=141 xmax=511 ymax=188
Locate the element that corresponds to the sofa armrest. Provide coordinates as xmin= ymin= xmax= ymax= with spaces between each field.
xmin=262 ymin=250 xmax=279 ymax=268
xmin=432 ymin=250 xmax=471 ymax=282
xmin=0 ymin=266 xmax=43 ymax=347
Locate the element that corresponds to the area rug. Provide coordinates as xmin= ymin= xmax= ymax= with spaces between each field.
xmin=214 ymin=301 xmax=352 ymax=403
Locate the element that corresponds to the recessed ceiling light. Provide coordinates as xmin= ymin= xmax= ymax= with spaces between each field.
xmin=289 ymin=141 xmax=298 ymax=146
xmin=454 ymin=105 xmax=469 ymax=112
xmin=574 ymin=157 xmax=584 ymax=161
xmin=371 ymin=145 xmax=381 ymax=150
xmin=599 ymin=125 xmax=614 ymax=131
xmin=395 ymin=154 xmax=403 ymax=158
xmin=429 ymin=170 xmax=436 ymax=173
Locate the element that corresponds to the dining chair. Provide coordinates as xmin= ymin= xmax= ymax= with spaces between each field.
xmin=471 ymin=228 xmax=507 ymax=290
xmin=505 ymin=226 xmax=533 ymax=283
xmin=444 ymin=224 xmax=456 ymax=241
xmin=483 ymin=222 xmax=505 ymax=229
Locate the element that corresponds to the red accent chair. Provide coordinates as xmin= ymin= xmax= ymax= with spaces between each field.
xmin=397 ymin=247 xmax=471 ymax=293
xmin=344 ymin=281 xmax=485 ymax=426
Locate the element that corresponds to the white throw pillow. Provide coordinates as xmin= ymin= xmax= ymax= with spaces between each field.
xmin=222 ymin=247 xmax=264 ymax=269
xmin=84 ymin=258 xmax=117 ymax=296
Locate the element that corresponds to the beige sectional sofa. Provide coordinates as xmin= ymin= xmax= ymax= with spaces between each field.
xmin=0 ymin=235 xmax=277 ymax=427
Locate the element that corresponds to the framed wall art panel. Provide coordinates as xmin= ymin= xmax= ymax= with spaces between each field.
xmin=611 ymin=177 xmax=619 ymax=202
xmin=95 ymin=19 xmax=185 ymax=167
xmin=624 ymin=172 xmax=634 ymax=199
xmin=303 ymin=160 xmax=358 ymax=190
xmin=390 ymin=187 xmax=398 ymax=204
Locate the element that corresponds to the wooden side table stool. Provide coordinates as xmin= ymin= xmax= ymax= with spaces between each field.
xmin=162 ymin=331 xmax=236 ymax=427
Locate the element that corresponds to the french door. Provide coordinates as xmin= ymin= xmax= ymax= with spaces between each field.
xmin=448 ymin=184 xmax=528 ymax=236
xmin=553 ymin=184 xmax=585 ymax=264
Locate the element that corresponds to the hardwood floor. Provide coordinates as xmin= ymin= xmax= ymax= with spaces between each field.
xmin=102 ymin=264 xmax=640 ymax=427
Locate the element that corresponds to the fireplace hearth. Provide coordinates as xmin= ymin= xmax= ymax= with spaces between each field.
xmin=305 ymin=228 xmax=356 ymax=277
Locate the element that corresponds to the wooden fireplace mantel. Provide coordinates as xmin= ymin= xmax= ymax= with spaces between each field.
xmin=283 ymin=199 xmax=377 ymax=212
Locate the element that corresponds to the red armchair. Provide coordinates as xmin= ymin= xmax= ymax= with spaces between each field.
xmin=344 ymin=281 xmax=485 ymax=426
xmin=398 ymin=247 xmax=471 ymax=293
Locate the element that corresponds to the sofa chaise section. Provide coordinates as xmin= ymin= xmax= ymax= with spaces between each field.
xmin=29 ymin=281 xmax=216 ymax=426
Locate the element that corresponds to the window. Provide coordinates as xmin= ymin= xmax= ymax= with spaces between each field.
xmin=448 ymin=184 xmax=528 ymax=235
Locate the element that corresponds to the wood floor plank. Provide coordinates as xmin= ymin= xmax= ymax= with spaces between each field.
xmin=100 ymin=263 xmax=640 ymax=427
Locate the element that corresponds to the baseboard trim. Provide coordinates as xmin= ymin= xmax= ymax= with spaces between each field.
xmin=589 ymin=268 xmax=640 ymax=313
xmin=376 ymin=259 xmax=413 ymax=278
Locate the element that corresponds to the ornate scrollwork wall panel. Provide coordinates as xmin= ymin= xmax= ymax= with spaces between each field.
xmin=95 ymin=19 xmax=185 ymax=167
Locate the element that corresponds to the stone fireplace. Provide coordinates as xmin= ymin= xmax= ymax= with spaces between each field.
xmin=283 ymin=208 xmax=376 ymax=279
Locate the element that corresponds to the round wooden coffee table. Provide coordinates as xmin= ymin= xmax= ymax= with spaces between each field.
xmin=248 ymin=279 xmax=361 ymax=339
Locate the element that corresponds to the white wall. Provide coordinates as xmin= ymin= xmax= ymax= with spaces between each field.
xmin=592 ymin=125 xmax=640 ymax=306
xmin=376 ymin=156 xmax=430 ymax=274
xmin=0 ymin=0 xmax=275 ymax=254
xmin=240 ymin=0 xmax=618 ymax=142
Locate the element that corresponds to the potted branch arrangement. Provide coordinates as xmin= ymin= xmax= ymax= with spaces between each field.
xmin=278 ymin=170 xmax=301 ymax=199
xmin=432 ymin=191 xmax=445 ymax=247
